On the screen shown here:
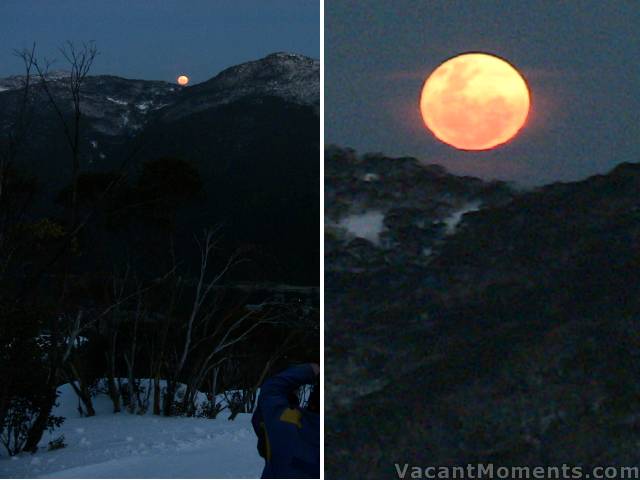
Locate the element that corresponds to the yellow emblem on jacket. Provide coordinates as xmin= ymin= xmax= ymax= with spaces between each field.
xmin=279 ymin=408 xmax=303 ymax=428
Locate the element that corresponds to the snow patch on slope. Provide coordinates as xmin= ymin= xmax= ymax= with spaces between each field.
xmin=106 ymin=96 xmax=128 ymax=106
xmin=135 ymin=101 xmax=152 ymax=112
xmin=338 ymin=211 xmax=386 ymax=245
xmin=443 ymin=202 xmax=481 ymax=235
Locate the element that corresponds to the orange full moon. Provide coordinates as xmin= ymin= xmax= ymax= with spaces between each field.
xmin=177 ymin=75 xmax=189 ymax=86
xmin=419 ymin=53 xmax=530 ymax=150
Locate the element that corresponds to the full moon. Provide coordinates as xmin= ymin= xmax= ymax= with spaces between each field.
xmin=420 ymin=53 xmax=530 ymax=150
xmin=177 ymin=75 xmax=189 ymax=86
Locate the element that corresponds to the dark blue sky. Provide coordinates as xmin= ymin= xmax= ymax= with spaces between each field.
xmin=326 ymin=1 xmax=640 ymax=186
xmin=0 ymin=0 xmax=319 ymax=84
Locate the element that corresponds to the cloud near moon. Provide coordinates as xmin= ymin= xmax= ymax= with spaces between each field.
xmin=420 ymin=53 xmax=530 ymax=150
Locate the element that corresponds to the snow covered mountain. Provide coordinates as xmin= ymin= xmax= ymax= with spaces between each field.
xmin=326 ymin=150 xmax=640 ymax=477
xmin=0 ymin=52 xmax=319 ymax=284
xmin=0 ymin=52 xmax=318 ymax=142
xmin=159 ymin=52 xmax=319 ymax=122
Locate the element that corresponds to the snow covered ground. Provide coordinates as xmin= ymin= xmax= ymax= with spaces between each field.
xmin=0 ymin=384 xmax=263 ymax=479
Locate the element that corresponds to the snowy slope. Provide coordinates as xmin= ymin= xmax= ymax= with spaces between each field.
xmin=0 ymin=384 xmax=263 ymax=479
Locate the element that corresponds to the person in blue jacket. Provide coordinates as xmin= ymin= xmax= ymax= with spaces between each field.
xmin=252 ymin=363 xmax=320 ymax=479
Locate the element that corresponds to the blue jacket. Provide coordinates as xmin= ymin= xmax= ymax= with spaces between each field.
xmin=252 ymin=364 xmax=320 ymax=479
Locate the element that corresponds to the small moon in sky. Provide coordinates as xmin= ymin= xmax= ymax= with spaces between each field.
xmin=177 ymin=75 xmax=189 ymax=86
xmin=420 ymin=53 xmax=530 ymax=151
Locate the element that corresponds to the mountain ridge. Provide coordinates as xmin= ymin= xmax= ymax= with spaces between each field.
xmin=0 ymin=51 xmax=319 ymax=116
xmin=0 ymin=52 xmax=319 ymax=284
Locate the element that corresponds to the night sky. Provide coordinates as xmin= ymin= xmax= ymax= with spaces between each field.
xmin=0 ymin=0 xmax=319 ymax=84
xmin=326 ymin=1 xmax=640 ymax=186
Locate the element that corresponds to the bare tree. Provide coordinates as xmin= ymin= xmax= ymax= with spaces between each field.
xmin=0 ymin=45 xmax=37 ymax=276
xmin=6 ymin=40 xmax=157 ymax=453
xmin=163 ymin=229 xmax=276 ymax=416
xmin=23 ymin=269 xmax=170 ymax=452
xmin=0 ymin=45 xmax=35 ymax=201
xmin=32 ymin=41 xmax=97 ymax=228
xmin=123 ymin=282 xmax=146 ymax=414
xmin=102 ymin=266 xmax=130 ymax=413
xmin=14 ymin=42 xmax=148 ymax=305
xmin=149 ymin=279 xmax=180 ymax=415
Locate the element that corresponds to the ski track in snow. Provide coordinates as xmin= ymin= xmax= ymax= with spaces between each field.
xmin=0 ymin=385 xmax=262 ymax=479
